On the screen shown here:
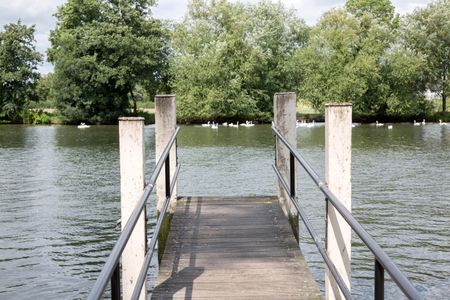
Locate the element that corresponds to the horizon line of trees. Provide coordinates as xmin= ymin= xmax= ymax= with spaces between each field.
xmin=1 ymin=0 xmax=449 ymax=124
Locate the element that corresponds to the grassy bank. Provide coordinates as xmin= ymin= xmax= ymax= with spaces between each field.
xmin=2 ymin=100 xmax=449 ymax=125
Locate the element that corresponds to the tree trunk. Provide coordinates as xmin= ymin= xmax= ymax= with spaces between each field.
xmin=443 ymin=93 xmax=447 ymax=113
xmin=130 ymin=89 xmax=137 ymax=115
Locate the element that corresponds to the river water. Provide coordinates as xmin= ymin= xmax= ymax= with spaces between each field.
xmin=0 ymin=123 xmax=449 ymax=299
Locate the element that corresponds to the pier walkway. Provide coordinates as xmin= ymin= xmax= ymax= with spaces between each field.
xmin=152 ymin=196 xmax=321 ymax=300
xmin=88 ymin=95 xmax=422 ymax=300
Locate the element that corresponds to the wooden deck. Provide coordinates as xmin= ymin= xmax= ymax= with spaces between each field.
xmin=151 ymin=196 xmax=321 ymax=299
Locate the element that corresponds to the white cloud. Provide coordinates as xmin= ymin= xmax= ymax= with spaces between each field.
xmin=391 ymin=0 xmax=429 ymax=15
xmin=153 ymin=0 xmax=187 ymax=21
xmin=0 ymin=0 xmax=434 ymax=74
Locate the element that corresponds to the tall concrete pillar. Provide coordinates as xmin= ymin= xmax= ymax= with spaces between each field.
xmin=119 ymin=117 xmax=147 ymax=300
xmin=324 ymin=103 xmax=352 ymax=300
xmin=155 ymin=94 xmax=177 ymax=261
xmin=274 ymin=92 xmax=298 ymax=240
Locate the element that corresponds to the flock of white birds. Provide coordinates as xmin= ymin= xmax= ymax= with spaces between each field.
xmin=200 ymin=119 xmax=448 ymax=130
xmin=201 ymin=120 xmax=255 ymax=129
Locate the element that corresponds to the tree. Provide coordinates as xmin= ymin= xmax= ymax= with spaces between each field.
xmin=0 ymin=21 xmax=41 ymax=120
xmin=48 ymin=0 xmax=168 ymax=123
xmin=170 ymin=0 xmax=308 ymax=122
xmin=296 ymin=7 xmax=395 ymax=114
xmin=381 ymin=47 xmax=429 ymax=116
xmin=36 ymin=73 xmax=55 ymax=106
xmin=402 ymin=0 xmax=450 ymax=112
xmin=294 ymin=0 xmax=414 ymax=116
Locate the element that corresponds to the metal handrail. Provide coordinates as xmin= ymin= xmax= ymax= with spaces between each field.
xmin=272 ymin=126 xmax=422 ymax=300
xmin=88 ymin=127 xmax=180 ymax=300
xmin=131 ymin=163 xmax=180 ymax=300
xmin=272 ymin=164 xmax=353 ymax=299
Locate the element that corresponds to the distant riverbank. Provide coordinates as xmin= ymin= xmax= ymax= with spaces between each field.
xmin=1 ymin=103 xmax=449 ymax=125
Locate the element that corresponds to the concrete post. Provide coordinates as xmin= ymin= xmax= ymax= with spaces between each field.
xmin=155 ymin=94 xmax=177 ymax=261
xmin=119 ymin=117 xmax=146 ymax=300
xmin=324 ymin=103 xmax=352 ymax=300
xmin=274 ymin=92 xmax=298 ymax=240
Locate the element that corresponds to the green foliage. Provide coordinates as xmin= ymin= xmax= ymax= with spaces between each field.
xmin=0 ymin=21 xmax=42 ymax=120
xmin=382 ymin=47 xmax=429 ymax=116
xmin=402 ymin=0 xmax=450 ymax=112
xmin=17 ymin=109 xmax=61 ymax=125
xmin=294 ymin=0 xmax=434 ymax=117
xmin=296 ymin=8 xmax=394 ymax=113
xmin=48 ymin=0 xmax=168 ymax=123
xmin=346 ymin=0 xmax=395 ymax=21
xmin=32 ymin=73 xmax=56 ymax=108
xmin=171 ymin=0 xmax=308 ymax=122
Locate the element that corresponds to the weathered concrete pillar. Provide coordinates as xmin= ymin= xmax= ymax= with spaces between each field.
xmin=324 ymin=103 xmax=352 ymax=300
xmin=155 ymin=94 xmax=177 ymax=262
xmin=274 ymin=92 xmax=298 ymax=240
xmin=119 ymin=117 xmax=146 ymax=300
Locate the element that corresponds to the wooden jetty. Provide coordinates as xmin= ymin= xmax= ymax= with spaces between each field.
xmin=89 ymin=95 xmax=421 ymax=300
xmin=152 ymin=196 xmax=321 ymax=299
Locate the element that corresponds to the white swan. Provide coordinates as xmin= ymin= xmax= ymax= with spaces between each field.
xmin=375 ymin=121 xmax=384 ymax=127
xmin=229 ymin=122 xmax=239 ymax=128
xmin=242 ymin=121 xmax=255 ymax=127
xmin=422 ymin=119 xmax=426 ymax=125
xmin=201 ymin=121 xmax=211 ymax=127
xmin=77 ymin=123 xmax=90 ymax=129
xmin=413 ymin=120 xmax=421 ymax=126
xmin=306 ymin=120 xmax=316 ymax=128
xmin=222 ymin=122 xmax=228 ymax=126
xmin=211 ymin=122 xmax=218 ymax=129
xmin=296 ymin=120 xmax=308 ymax=128
xmin=439 ymin=119 xmax=447 ymax=125
xmin=388 ymin=125 xmax=393 ymax=129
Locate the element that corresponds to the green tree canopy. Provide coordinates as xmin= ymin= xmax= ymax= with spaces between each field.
xmin=346 ymin=0 xmax=395 ymax=21
xmin=0 ymin=21 xmax=41 ymax=120
xmin=402 ymin=0 xmax=450 ymax=112
xmin=170 ymin=0 xmax=308 ymax=122
xmin=36 ymin=73 xmax=55 ymax=106
xmin=48 ymin=0 xmax=168 ymax=123
xmin=296 ymin=7 xmax=394 ymax=114
xmin=381 ymin=47 xmax=429 ymax=116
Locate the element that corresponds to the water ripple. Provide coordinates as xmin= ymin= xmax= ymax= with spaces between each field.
xmin=0 ymin=124 xmax=449 ymax=298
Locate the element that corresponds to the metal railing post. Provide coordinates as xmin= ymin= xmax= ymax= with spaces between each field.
xmin=375 ymin=259 xmax=385 ymax=300
xmin=290 ymin=152 xmax=296 ymax=198
xmin=165 ymin=155 xmax=171 ymax=198
xmin=111 ymin=263 xmax=121 ymax=300
xmin=325 ymin=103 xmax=352 ymax=300
xmin=119 ymin=117 xmax=147 ymax=300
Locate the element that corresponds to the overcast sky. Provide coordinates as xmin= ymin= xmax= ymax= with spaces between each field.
xmin=0 ymin=0 xmax=433 ymax=74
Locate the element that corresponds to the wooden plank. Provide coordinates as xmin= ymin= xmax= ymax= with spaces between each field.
xmin=151 ymin=196 xmax=321 ymax=300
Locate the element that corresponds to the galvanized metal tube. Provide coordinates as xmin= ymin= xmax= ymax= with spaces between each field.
xmin=165 ymin=155 xmax=171 ymax=198
xmin=290 ymin=152 xmax=296 ymax=198
xmin=111 ymin=263 xmax=121 ymax=300
xmin=272 ymin=126 xmax=422 ymax=300
xmin=87 ymin=183 xmax=154 ymax=300
xmin=273 ymin=164 xmax=353 ymax=300
xmin=131 ymin=163 xmax=181 ymax=300
xmin=149 ymin=127 xmax=180 ymax=187
xmin=88 ymin=128 xmax=180 ymax=300
xmin=375 ymin=259 xmax=385 ymax=300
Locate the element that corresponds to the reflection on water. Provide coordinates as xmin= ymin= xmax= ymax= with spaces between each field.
xmin=0 ymin=123 xmax=449 ymax=299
